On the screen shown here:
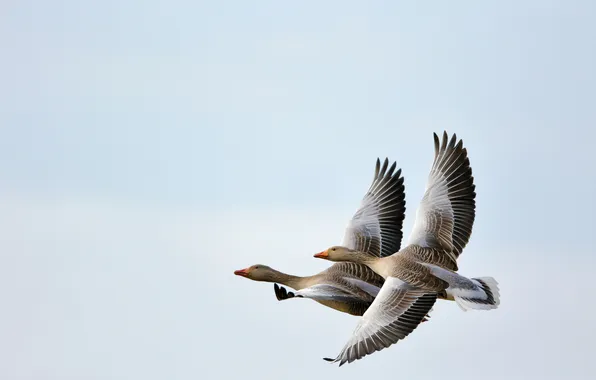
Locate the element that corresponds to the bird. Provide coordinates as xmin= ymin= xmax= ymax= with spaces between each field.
xmin=234 ymin=158 xmax=408 ymax=317
xmin=314 ymin=131 xmax=500 ymax=366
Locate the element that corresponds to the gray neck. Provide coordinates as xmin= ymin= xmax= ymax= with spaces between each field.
xmin=265 ymin=269 xmax=303 ymax=290
xmin=350 ymin=251 xmax=380 ymax=266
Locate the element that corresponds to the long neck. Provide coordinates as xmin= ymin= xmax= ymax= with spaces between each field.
xmin=344 ymin=251 xmax=385 ymax=277
xmin=265 ymin=269 xmax=304 ymax=290
xmin=349 ymin=251 xmax=380 ymax=266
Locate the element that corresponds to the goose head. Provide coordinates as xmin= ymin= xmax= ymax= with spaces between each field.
xmin=314 ymin=246 xmax=361 ymax=262
xmin=233 ymin=264 xmax=277 ymax=282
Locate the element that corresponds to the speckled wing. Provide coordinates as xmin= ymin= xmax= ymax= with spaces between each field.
xmin=342 ymin=158 xmax=406 ymax=258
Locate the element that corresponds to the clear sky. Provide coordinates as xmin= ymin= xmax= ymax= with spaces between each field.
xmin=1 ymin=1 xmax=595 ymax=379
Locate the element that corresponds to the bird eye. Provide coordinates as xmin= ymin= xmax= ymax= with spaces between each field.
xmin=331 ymin=248 xmax=336 ymax=251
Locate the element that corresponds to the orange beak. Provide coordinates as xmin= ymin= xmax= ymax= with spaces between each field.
xmin=234 ymin=268 xmax=250 ymax=277
xmin=313 ymin=249 xmax=329 ymax=259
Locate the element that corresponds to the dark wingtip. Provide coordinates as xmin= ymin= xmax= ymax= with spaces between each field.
xmin=379 ymin=158 xmax=389 ymax=177
xmin=374 ymin=158 xmax=381 ymax=178
xmin=273 ymin=283 xmax=282 ymax=301
xmin=274 ymin=283 xmax=294 ymax=301
xmin=455 ymin=139 xmax=463 ymax=150
xmin=323 ymin=357 xmax=335 ymax=362
xmin=387 ymin=160 xmax=397 ymax=177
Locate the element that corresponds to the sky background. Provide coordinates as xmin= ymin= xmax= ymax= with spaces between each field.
xmin=1 ymin=1 xmax=595 ymax=379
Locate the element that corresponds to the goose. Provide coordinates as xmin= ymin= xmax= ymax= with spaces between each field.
xmin=314 ymin=131 xmax=500 ymax=366
xmin=234 ymin=158 xmax=407 ymax=317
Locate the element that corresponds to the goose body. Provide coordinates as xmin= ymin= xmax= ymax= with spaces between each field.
xmin=315 ymin=132 xmax=501 ymax=366
xmin=278 ymin=263 xmax=385 ymax=316
xmin=235 ymin=158 xmax=407 ymax=316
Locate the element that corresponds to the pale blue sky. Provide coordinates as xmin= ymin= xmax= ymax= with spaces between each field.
xmin=1 ymin=1 xmax=595 ymax=379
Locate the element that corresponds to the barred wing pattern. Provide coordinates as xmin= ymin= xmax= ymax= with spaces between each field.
xmin=342 ymin=158 xmax=406 ymax=258
xmin=407 ymin=132 xmax=476 ymax=270
xmin=323 ymin=277 xmax=436 ymax=366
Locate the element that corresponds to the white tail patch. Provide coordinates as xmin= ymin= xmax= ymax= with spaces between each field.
xmin=452 ymin=277 xmax=500 ymax=311
xmin=423 ymin=264 xmax=500 ymax=312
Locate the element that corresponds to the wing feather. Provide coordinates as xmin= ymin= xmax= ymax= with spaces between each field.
xmin=407 ymin=131 xmax=476 ymax=270
xmin=324 ymin=277 xmax=436 ymax=366
xmin=342 ymin=158 xmax=406 ymax=258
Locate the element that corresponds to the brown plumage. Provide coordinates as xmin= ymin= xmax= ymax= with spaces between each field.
xmin=315 ymin=131 xmax=498 ymax=367
xmin=234 ymin=158 xmax=408 ymax=317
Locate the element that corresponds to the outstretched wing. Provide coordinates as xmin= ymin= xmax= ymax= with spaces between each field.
xmin=273 ymin=283 xmax=375 ymax=316
xmin=407 ymin=132 xmax=476 ymax=270
xmin=342 ymin=158 xmax=406 ymax=258
xmin=323 ymin=277 xmax=436 ymax=366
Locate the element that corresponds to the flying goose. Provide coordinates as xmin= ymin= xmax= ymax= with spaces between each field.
xmin=234 ymin=158 xmax=407 ymax=317
xmin=314 ymin=131 xmax=500 ymax=366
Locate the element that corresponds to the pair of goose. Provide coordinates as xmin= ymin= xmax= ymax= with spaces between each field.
xmin=234 ymin=132 xmax=500 ymax=366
